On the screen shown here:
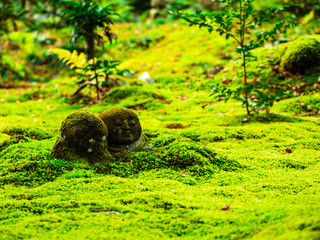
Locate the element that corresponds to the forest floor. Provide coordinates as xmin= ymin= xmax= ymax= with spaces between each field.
xmin=0 ymin=19 xmax=320 ymax=239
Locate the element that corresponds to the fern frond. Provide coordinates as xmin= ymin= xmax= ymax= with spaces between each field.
xmin=49 ymin=48 xmax=117 ymax=82
xmin=48 ymin=48 xmax=87 ymax=70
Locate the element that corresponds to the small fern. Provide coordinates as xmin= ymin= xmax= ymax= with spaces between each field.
xmin=49 ymin=48 xmax=96 ymax=76
xmin=48 ymin=48 xmax=125 ymax=100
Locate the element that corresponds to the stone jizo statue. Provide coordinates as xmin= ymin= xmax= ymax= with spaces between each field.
xmin=99 ymin=107 xmax=154 ymax=154
xmin=52 ymin=108 xmax=154 ymax=164
xmin=51 ymin=111 xmax=112 ymax=164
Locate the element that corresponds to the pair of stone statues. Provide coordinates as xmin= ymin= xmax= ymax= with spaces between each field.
xmin=52 ymin=108 xmax=154 ymax=164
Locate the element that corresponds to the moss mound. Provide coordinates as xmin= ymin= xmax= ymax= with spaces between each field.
xmin=1 ymin=126 xmax=54 ymax=140
xmin=276 ymin=95 xmax=320 ymax=114
xmin=0 ymin=141 xmax=73 ymax=186
xmin=94 ymin=138 xmax=242 ymax=178
xmin=0 ymin=134 xmax=29 ymax=152
xmin=282 ymin=35 xmax=320 ymax=74
xmin=104 ymin=86 xmax=170 ymax=110
xmin=0 ymin=126 xmax=55 ymax=152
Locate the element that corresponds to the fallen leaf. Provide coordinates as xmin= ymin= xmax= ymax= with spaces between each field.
xmin=180 ymin=172 xmax=188 ymax=177
xmin=283 ymin=71 xmax=294 ymax=78
xmin=251 ymin=77 xmax=258 ymax=84
xmin=178 ymin=95 xmax=188 ymax=101
xmin=221 ymin=204 xmax=230 ymax=211
xmin=285 ymin=148 xmax=292 ymax=153
xmin=222 ymin=76 xmax=231 ymax=85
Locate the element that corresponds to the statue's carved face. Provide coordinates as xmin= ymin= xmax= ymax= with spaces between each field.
xmin=99 ymin=108 xmax=142 ymax=146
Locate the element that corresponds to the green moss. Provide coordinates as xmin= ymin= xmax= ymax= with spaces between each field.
xmin=136 ymin=168 xmax=198 ymax=185
xmin=104 ymin=86 xmax=171 ymax=110
xmin=94 ymin=138 xmax=242 ymax=178
xmin=0 ymin=141 xmax=73 ymax=186
xmin=276 ymin=95 xmax=320 ymax=114
xmin=1 ymin=20 xmax=320 ymax=240
xmin=62 ymin=169 xmax=97 ymax=179
xmin=251 ymin=44 xmax=287 ymax=65
xmin=1 ymin=126 xmax=54 ymax=140
xmin=150 ymin=133 xmax=178 ymax=147
xmin=0 ymin=133 xmax=13 ymax=150
xmin=282 ymin=35 xmax=320 ymax=74
xmin=0 ymin=134 xmax=29 ymax=152
xmin=0 ymin=126 xmax=56 ymax=152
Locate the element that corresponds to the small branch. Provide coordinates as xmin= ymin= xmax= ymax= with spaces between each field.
xmin=72 ymin=81 xmax=106 ymax=96
xmin=72 ymin=82 xmax=88 ymax=96
xmin=92 ymin=57 xmax=102 ymax=101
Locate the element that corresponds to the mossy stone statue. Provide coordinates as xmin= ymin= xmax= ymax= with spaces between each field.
xmin=282 ymin=35 xmax=320 ymax=74
xmin=52 ymin=111 xmax=112 ymax=164
xmin=99 ymin=107 xmax=154 ymax=154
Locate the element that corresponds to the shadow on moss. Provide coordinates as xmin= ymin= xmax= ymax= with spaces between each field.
xmin=94 ymin=138 xmax=242 ymax=178
xmin=228 ymin=113 xmax=306 ymax=125
xmin=104 ymin=86 xmax=171 ymax=110
xmin=0 ymin=135 xmax=241 ymax=186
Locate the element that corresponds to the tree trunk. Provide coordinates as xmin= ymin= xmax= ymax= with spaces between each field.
xmin=86 ymin=30 xmax=95 ymax=60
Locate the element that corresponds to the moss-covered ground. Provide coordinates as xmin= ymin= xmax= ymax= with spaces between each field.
xmin=0 ymin=17 xmax=320 ymax=239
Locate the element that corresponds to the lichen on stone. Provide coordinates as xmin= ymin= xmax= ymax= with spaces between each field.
xmin=51 ymin=111 xmax=112 ymax=164
xmin=99 ymin=107 xmax=154 ymax=154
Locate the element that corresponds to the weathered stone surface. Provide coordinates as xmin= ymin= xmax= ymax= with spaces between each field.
xmin=99 ymin=107 xmax=154 ymax=154
xmin=52 ymin=111 xmax=112 ymax=164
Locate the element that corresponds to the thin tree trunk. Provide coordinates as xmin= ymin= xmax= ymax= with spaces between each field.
xmin=239 ymin=0 xmax=250 ymax=117
xmin=86 ymin=30 xmax=95 ymax=60
xmin=0 ymin=36 xmax=2 ymax=84
xmin=243 ymin=51 xmax=250 ymax=116
xmin=92 ymin=57 xmax=101 ymax=101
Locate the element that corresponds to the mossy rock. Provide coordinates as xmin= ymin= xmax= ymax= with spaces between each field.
xmin=52 ymin=111 xmax=112 ymax=164
xmin=0 ymin=141 xmax=73 ymax=186
xmin=94 ymin=139 xmax=242 ymax=178
xmin=282 ymin=35 xmax=320 ymax=74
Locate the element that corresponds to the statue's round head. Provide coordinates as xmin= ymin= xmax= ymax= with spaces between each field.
xmin=99 ymin=108 xmax=142 ymax=146
xmin=60 ymin=111 xmax=109 ymax=152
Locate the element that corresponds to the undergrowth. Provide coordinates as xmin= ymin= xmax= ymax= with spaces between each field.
xmin=0 ymin=12 xmax=319 ymax=240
